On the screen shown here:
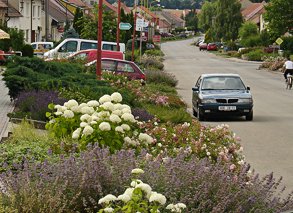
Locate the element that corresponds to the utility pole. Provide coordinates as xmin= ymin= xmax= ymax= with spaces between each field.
xmin=131 ymin=0 xmax=137 ymax=62
xmin=116 ymin=0 xmax=121 ymax=51
xmin=96 ymin=0 xmax=103 ymax=79
xmin=45 ymin=0 xmax=49 ymax=41
xmin=31 ymin=0 xmax=33 ymax=42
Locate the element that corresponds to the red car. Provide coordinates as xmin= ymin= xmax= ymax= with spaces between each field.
xmin=67 ymin=49 xmax=123 ymax=62
xmin=85 ymin=58 xmax=146 ymax=80
xmin=199 ymin=42 xmax=207 ymax=51
xmin=207 ymin=43 xmax=218 ymax=51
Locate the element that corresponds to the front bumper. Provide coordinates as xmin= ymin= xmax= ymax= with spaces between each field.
xmin=198 ymin=103 xmax=253 ymax=116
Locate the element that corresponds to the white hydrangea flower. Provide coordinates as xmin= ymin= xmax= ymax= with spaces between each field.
xmin=130 ymin=179 xmax=143 ymax=187
xmin=138 ymin=133 xmax=154 ymax=144
xmin=72 ymin=128 xmax=81 ymax=139
xmin=121 ymin=113 xmax=135 ymax=122
xmin=121 ymin=104 xmax=131 ymax=110
xmin=64 ymin=99 xmax=78 ymax=109
xmin=83 ymin=125 xmax=94 ymax=136
xmin=115 ymin=126 xmax=124 ymax=133
xmin=98 ymin=111 xmax=110 ymax=118
xmin=90 ymin=121 xmax=97 ymax=125
xmin=111 ymin=92 xmax=123 ymax=103
xmin=87 ymin=100 xmax=99 ymax=107
xmin=166 ymin=204 xmax=174 ymax=210
xmin=54 ymin=111 xmax=63 ymax=116
xmin=77 ymin=103 xmax=88 ymax=112
xmin=81 ymin=106 xmax=95 ymax=115
xmin=98 ymin=194 xmax=117 ymax=204
xmin=149 ymin=192 xmax=166 ymax=205
xmin=71 ymin=105 xmax=79 ymax=113
xmin=102 ymin=102 xmax=115 ymax=111
xmin=59 ymin=106 xmax=67 ymax=112
xmin=131 ymin=168 xmax=144 ymax=174
xmin=124 ymin=137 xmax=139 ymax=146
xmin=114 ymin=103 xmax=123 ymax=110
xmin=110 ymin=114 xmax=122 ymax=123
xmin=49 ymin=119 xmax=55 ymax=124
xmin=103 ymin=207 xmax=114 ymax=213
xmin=99 ymin=122 xmax=111 ymax=131
xmin=99 ymin=94 xmax=111 ymax=104
xmin=80 ymin=122 xmax=88 ymax=128
xmin=121 ymin=124 xmax=131 ymax=131
xmin=122 ymin=108 xmax=132 ymax=114
xmin=135 ymin=183 xmax=152 ymax=197
xmin=54 ymin=104 xmax=62 ymax=110
xmin=117 ymin=194 xmax=131 ymax=203
xmin=80 ymin=114 xmax=92 ymax=122
xmin=177 ymin=203 xmax=187 ymax=209
xmin=63 ymin=110 xmax=74 ymax=118
xmin=124 ymin=188 xmax=134 ymax=198
xmin=112 ymin=109 xmax=122 ymax=116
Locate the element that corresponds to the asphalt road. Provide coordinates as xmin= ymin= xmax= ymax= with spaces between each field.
xmin=161 ymin=38 xmax=293 ymax=194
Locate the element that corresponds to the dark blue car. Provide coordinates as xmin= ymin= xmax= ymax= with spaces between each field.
xmin=192 ymin=74 xmax=253 ymax=121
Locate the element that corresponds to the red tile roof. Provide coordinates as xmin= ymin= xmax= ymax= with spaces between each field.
xmin=241 ymin=2 xmax=264 ymax=20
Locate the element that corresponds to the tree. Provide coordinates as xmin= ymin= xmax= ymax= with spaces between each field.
xmin=73 ymin=7 xmax=84 ymax=36
xmin=185 ymin=9 xmax=198 ymax=32
xmin=239 ymin=22 xmax=258 ymax=40
xmin=264 ymin=0 xmax=293 ymax=39
xmin=213 ymin=0 xmax=243 ymax=41
xmin=198 ymin=1 xmax=216 ymax=32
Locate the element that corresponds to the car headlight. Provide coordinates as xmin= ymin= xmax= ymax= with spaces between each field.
xmin=238 ymin=98 xmax=253 ymax=103
xmin=201 ymin=98 xmax=217 ymax=104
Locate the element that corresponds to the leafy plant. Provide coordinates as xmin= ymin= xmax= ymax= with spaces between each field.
xmin=145 ymin=71 xmax=178 ymax=87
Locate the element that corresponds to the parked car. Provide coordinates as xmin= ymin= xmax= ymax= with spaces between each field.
xmin=192 ymin=73 xmax=253 ymax=121
xmin=85 ymin=58 xmax=146 ymax=80
xmin=178 ymin=33 xmax=188 ymax=38
xmin=195 ymin=38 xmax=204 ymax=46
xmin=67 ymin=49 xmax=123 ymax=62
xmin=207 ymin=43 xmax=217 ymax=51
xmin=199 ymin=42 xmax=207 ymax=51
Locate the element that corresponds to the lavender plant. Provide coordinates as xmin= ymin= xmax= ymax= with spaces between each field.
xmin=0 ymin=148 xmax=292 ymax=212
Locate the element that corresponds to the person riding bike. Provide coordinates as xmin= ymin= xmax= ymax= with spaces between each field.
xmin=283 ymin=57 xmax=293 ymax=81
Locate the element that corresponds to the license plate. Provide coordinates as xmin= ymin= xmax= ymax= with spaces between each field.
xmin=218 ymin=106 xmax=236 ymax=111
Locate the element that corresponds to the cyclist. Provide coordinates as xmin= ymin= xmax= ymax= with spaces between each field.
xmin=283 ymin=57 xmax=293 ymax=81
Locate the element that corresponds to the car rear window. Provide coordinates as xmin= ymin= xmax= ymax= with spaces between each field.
xmin=117 ymin=62 xmax=134 ymax=73
xmin=102 ymin=60 xmax=116 ymax=71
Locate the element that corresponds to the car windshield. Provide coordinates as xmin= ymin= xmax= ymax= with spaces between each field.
xmin=201 ymin=76 xmax=246 ymax=90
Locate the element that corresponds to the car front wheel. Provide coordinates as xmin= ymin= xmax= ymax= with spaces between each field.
xmin=246 ymin=110 xmax=253 ymax=121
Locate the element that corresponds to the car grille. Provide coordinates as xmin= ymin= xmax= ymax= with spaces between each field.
xmin=216 ymin=99 xmax=238 ymax=103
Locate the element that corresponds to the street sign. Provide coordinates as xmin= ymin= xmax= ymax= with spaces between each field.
xmin=276 ymin=37 xmax=283 ymax=45
xmin=136 ymin=18 xmax=144 ymax=28
xmin=119 ymin=22 xmax=132 ymax=30
xmin=153 ymin=35 xmax=161 ymax=43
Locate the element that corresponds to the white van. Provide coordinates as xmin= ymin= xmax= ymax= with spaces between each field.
xmin=31 ymin=42 xmax=54 ymax=56
xmin=43 ymin=38 xmax=125 ymax=59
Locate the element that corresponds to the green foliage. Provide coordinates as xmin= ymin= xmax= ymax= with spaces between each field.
xmin=281 ymin=36 xmax=293 ymax=55
xmin=259 ymin=30 xmax=273 ymax=47
xmin=264 ymin=0 xmax=293 ymax=39
xmin=0 ymin=121 xmax=58 ymax=172
xmin=143 ymin=104 xmax=192 ymax=123
xmin=62 ymin=28 xmax=79 ymax=39
xmin=144 ymin=49 xmax=164 ymax=57
xmin=239 ymin=22 xmax=258 ymax=40
xmin=185 ymin=9 xmax=198 ymax=32
xmin=145 ymin=70 xmax=178 ymax=87
xmin=21 ymin=44 xmax=34 ymax=57
xmin=243 ymin=49 xmax=265 ymax=61
xmin=198 ymin=1 xmax=216 ymax=32
xmin=241 ymin=35 xmax=261 ymax=47
xmin=140 ymin=55 xmax=164 ymax=71
xmin=214 ymin=0 xmax=243 ymax=41
xmin=0 ymin=27 xmax=25 ymax=51
xmin=73 ymin=8 xmax=84 ymax=36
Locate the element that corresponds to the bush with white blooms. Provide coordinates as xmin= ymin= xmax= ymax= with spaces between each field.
xmin=98 ymin=168 xmax=186 ymax=213
xmin=46 ymin=92 xmax=154 ymax=152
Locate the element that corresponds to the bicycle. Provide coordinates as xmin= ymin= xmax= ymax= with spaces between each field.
xmin=286 ymin=74 xmax=293 ymax=90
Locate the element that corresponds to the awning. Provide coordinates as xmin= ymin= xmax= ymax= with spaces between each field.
xmin=0 ymin=29 xmax=10 ymax=39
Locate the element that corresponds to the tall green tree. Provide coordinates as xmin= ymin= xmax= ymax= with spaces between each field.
xmin=213 ymin=0 xmax=243 ymax=41
xmin=185 ymin=9 xmax=198 ymax=32
xmin=198 ymin=1 xmax=216 ymax=32
xmin=239 ymin=22 xmax=258 ymax=40
xmin=73 ymin=7 xmax=84 ymax=36
xmin=264 ymin=0 xmax=293 ymax=39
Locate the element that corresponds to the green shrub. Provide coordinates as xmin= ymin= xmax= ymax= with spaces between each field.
xmin=0 ymin=121 xmax=58 ymax=172
xmin=145 ymin=70 xmax=178 ymax=87
xmin=241 ymin=35 xmax=261 ymax=47
xmin=145 ymin=83 xmax=177 ymax=95
xmin=143 ymin=104 xmax=192 ymax=123
xmin=140 ymin=55 xmax=164 ymax=70
xmin=281 ymin=36 xmax=293 ymax=55
xmin=144 ymin=49 xmax=164 ymax=57
xmin=21 ymin=44 xmax=34 ymax=57
xmin=226 ymin=51 xmax=240 ymax=57
xmin=243 ymin=49 xmax=265 ymax=61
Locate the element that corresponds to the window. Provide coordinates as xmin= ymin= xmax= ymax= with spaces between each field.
xmin=73 ymin=52 xmax=88 ymax=60
xmin=117 ymin=62 xmax=134 ymax=73
xmin=31 ymin=44 xmax=37 ymax=49
xmin=43 ymin=44 xmax=53 ymax=49
xmin=59 ymin=41 xmax=78 ymax=52
xmin=102 ymin=44 xmax=117 ymax=51
xmin=102 ymin=60 xmax=116 ymax=72
xmin=80 ymin=42 xmax=97 ymax=50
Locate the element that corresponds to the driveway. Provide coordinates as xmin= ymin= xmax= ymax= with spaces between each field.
xmin=162 ymin=38 xmax=293 ymax=194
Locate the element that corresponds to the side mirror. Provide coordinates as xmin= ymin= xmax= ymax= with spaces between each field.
xmin=246 ymin=86 xmax=250 ymax=91
xmin=192 ymin=87 xmax=199 ymax=91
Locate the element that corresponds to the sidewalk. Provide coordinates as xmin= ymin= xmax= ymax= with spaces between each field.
xmin=0 ymin=73 xmax=14 ymax=142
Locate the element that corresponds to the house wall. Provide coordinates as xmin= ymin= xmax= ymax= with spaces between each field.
xmin=7 ymin=0 xmax=42 ymax=43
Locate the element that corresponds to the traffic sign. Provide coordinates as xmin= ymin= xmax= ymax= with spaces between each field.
xmin=153 ymin=35 xmax=161 ymax=43
xmin=276 ymin=37 xmax=283 ymax=45
xmin=119 ymin=23 xmax=132 ymax=30
xmin=136 ymin=18 xmax=144 ymax=28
